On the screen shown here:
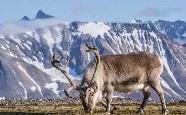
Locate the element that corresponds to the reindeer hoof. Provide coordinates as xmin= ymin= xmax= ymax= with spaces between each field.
xmin=162 ymin=109 xmax=169 ymax=115
xmin=106 ymin=112 xmax=111 ymax=114
xmin=137 ymin=109 xmax=144 ymax=114
xmin=111 ymin=106 xmax=118 ymax=114
xmin=90 ymin=110 xmax=93 ymax=113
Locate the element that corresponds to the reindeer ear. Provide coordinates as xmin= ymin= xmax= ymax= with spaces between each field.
xmin=79 ymin=85 xmax=88 ymax=92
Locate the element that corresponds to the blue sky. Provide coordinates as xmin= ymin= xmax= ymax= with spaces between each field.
xmin=0 ymin=0 xmax=185 ymax=23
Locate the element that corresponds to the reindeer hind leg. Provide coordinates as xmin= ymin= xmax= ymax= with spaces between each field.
xmin=105 ymin=86 xmax=114 ymax=114
xmin=149 ymin=79 xmax=168 ymax=115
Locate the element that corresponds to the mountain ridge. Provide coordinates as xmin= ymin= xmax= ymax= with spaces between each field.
xmin=0 ymin=15 xmax=186 ymax=101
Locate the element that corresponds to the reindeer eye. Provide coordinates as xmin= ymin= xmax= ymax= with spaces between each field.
xmin=90 ymin=92 xmax=94 ymax=97
xmin=88 ymin=89 xmax=91 ymax=92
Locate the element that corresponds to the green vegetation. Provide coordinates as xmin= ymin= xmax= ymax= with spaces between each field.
xmin=0 ymin=103 xmax=185 ymax=115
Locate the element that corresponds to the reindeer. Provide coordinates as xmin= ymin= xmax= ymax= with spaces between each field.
xmin=51 ymin=44 xmax=169 ymax=114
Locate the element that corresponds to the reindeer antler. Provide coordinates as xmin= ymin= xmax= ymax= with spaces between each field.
xmin=51 ymin=53 xmax=60 ymax=65
xmin=85 ymin=43 xmax=97 ymax=51
xmin=85 ymin=43 xmax=100 ymax=83
xmin=51 ymin=44 xmax=100 ymax=98
xmin=51 ymin=53 xmax=78 ymax=98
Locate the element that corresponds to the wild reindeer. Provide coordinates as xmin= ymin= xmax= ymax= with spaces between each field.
xmin=51 ymin=44 xmax=168 ymax=114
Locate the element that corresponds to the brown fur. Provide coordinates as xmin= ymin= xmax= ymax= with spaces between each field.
xmin=52 ymin=51 xmax=168 ymax=114
xmin=82 ymin=52 xmax=162 ymax=88
xmin=81 ymin=52 xmax=168 ymax=114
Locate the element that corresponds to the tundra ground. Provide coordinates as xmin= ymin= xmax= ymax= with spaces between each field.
xmin=0 ymin=103 xmax=185 ymax=115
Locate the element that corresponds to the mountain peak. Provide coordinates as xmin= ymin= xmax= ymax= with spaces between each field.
xmin=35 ymin=10 xmax=54 ymax=19
xmin=131 ymin=19 xmax=142 ymax=24
xmin=21 ymin=16 xmax=30 ymax=21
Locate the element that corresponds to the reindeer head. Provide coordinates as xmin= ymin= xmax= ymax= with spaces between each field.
xmin=51 ymin=43 xmax=100 ymax=113
xmin=78 ymin=81 xmax=98 ymax=113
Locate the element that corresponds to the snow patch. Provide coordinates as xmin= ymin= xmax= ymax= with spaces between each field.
xmin=45 ymin=82 xmax=59 ymax=96
xmin=162 ymin=56 xmax=186 ymax=94
xmin=26 ymin=41 xmax=32 ymax=46
xmin=18 ymin=81 xmax=27 ymax=99
xmin=9 ymin=52 xmax=15 ymax=57
xmin=150 ymin=32 xmax=157 ymax=38
xmin=0 ymin=44 xmax=6 ymax=50
xmin=31 ymin=86 xmax=36 ymax=91
xmin=53 ymin=27 xmax=63 ymax=50
xmin=17 ymin=63 xmax=43 ymax=97
xmin=160 ymin=78 xmax=182 ymax=99
xmin=182 ymin=31 xmax=186 ymax=37
xmin=159 ymin=42 xmax=186 ymax=94
xmin=44 ymin=68 xmax=68 ymax=82
xmin=0 ymin=97 xmax=5 ymax=100
xmin=24 ymin=43 xmax=31 ymax=50
xmin=22 ymin=57 xmax=77 ymax=83
xmin=78 ymin=22 xmax=110 ymax=38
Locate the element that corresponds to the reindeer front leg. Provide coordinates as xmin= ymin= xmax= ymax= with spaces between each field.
xmin=100 ymin=99 xmax=117 ymax=114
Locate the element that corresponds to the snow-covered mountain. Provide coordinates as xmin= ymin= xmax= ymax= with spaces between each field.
xmin=0 ymin=11 xmax=186 ymax=101
xmin=155 ymin=20 xmax=186 ymax=45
